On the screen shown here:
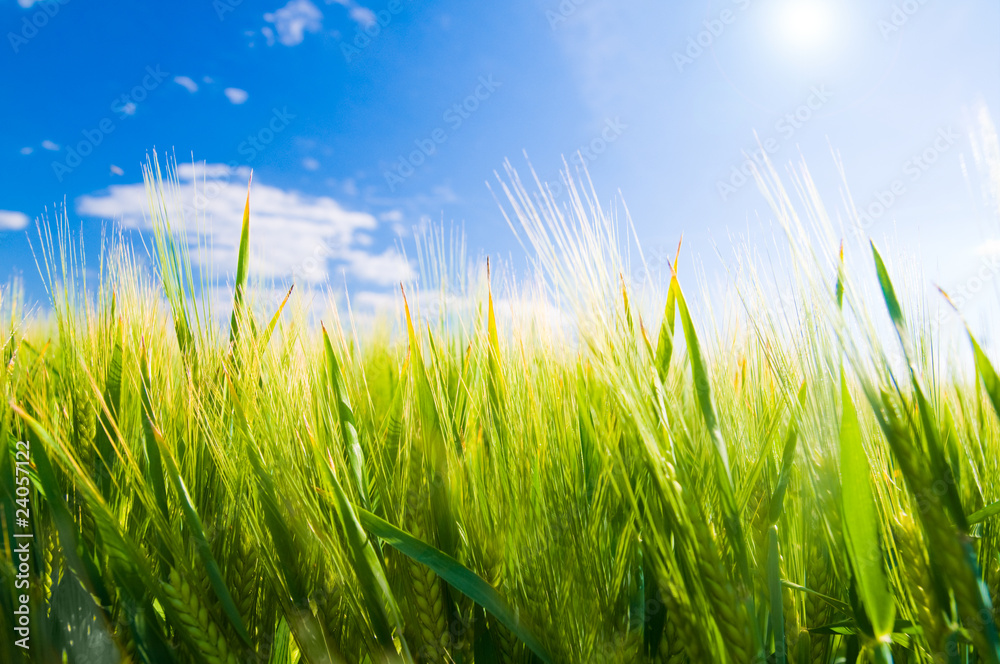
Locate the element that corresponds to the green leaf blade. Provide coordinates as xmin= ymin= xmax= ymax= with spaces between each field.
xmin=358 ymin=508 xmax=555 ymax=664
xmin=839 ymin=372 xmax=896 ymax=639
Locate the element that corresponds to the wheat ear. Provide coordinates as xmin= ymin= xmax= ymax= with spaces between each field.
xmin=406 ymin=450 xmax=449 ymax=662
xmin=161 ymin=567 xmax=240 ymax=664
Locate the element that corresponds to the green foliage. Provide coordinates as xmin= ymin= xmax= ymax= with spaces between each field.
xmin=2 ymin=157 xmax=1000 ymax=664
xmin=839 ymin=371 xmax=895 ymax=642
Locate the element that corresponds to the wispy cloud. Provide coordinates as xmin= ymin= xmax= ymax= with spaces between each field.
xmin=549 ymin=1 xmax=655 ymax=117
xmin=41 ymin=140 xmax=59 ymax=151
xmin=224 ymin=87 xmax=249 ymax=104
xmin=264 ymin=0 xmax=324 ymax=46
xmin=174 ymin=76 xmax=199 ymax=93
xmin=19 ymin=147 xmax=33 ymax=155
xmin=261 ymin=0 xmax=377 ymax=47
xmin=327 ymin=0 xmax=376 ymax=28
xmin=75 ymin=163 xmax=413 ymax=286
xmin=0 ymin=210 xmax=29 ymax=231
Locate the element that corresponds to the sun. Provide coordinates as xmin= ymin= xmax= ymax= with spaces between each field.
xmin=776 ymin=0 xmax=838 ymax=53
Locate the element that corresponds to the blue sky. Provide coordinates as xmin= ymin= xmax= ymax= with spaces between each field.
xmin=2 ymin=0 xmax=999 ymax=316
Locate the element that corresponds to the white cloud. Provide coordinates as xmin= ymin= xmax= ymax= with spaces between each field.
xmin=177 ymin=162 xmax=235 ymax=180
xmin=110 ymin=164 xmax=124 ymax=176
xmin=19 ymin=147 xmax=32 ymax=155
xmin=41 ymin=140 xmax=59 ymax=151
xmin=341 ymin=248 xmax=414 ymax=285
xmin=327 ymin=0 xmax=376 ymax=28
xmin=224 ymin=87 xmax=249 ymax=104
xmin=348 ymin=6 xmax=375 ymax=26
xmin=264 ymin=0 xmax=323 ymax=46
xmin=174 ymin=76 xmax=199 ymax=93
xmin=0 ymin=210 xmax=29 ymax=231
xmin=976 ymin=239 xmax=1000 ymax=256
xmin=75 ymin=163 xmax=413 ymax=285
xmin=302 ymin=157 xmax=320 ymax=171
xmin=260 ymin=0 xmax=377 ymax=46
xmin=379 ymin=209 xmax=403 ymax=223
xmin=353 ymin=290 xmax=398 ymax=312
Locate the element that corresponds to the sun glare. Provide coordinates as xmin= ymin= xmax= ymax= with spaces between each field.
xmin=777 ymin=0 xmax=837 ymax=53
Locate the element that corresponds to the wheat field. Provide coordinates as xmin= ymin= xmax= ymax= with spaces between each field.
xmin=1 ymin=153 xmax=999 ymax=664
